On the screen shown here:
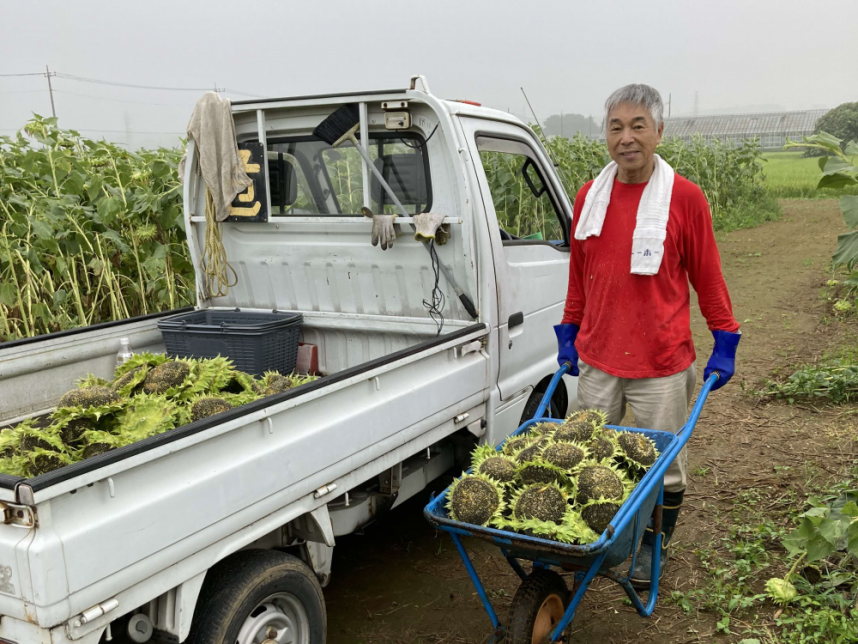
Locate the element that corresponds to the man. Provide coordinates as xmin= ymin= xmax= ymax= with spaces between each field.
xmin=554 ymin=84 xmax=741 ymax=587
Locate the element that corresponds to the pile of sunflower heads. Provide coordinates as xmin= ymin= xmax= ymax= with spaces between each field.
xmin=0 ymin=352 xmax=317 ymax=478
xmin=446 ymin=409 xmax=659 ymax=544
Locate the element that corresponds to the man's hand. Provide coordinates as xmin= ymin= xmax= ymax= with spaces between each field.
xmin=704 ymin=329 xmax=741 ymax=390
xmin=554 ymin=324 xmax=580 ymax=375
xmin=362 ymin=207 xmax=398 ymax=250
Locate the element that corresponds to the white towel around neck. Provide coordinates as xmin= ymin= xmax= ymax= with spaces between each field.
xmin=574 ymin=154 xmax=675 ymax=275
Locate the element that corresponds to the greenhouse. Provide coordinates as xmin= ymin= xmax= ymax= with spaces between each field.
xmin=661 ymin=109 xmax=829 ymax=149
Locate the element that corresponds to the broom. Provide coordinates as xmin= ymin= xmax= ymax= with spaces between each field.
xmin=314 ymin=104 xmax=478 ymax=320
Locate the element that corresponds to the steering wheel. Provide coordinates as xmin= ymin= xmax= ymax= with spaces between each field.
xmin=499 ymin=228 xmax=520 ymax=241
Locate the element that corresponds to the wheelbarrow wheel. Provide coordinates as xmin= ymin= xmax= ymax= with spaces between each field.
xmin=507 ymin=569 xmax=570 ymax=644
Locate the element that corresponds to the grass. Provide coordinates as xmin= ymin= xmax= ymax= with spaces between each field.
xmin=763 ymin=151 xmax=858 ymax=199
xmin=753 ymin=347 xmax=858 ymax=404
xmin=714 ymin=194 xmax=781 ymax=232
xmin=666 ymin=469 xmax=858 ymax=644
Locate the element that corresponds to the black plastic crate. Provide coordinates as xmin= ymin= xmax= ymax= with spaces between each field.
xmin=157 ymin=309 xmax=303 ymax=376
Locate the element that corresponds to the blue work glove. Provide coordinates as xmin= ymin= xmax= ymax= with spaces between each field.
xmin=704 ymin=329 xmax=741 ymax=390
xmin=554 ymin=324 xmax=580 ymax=376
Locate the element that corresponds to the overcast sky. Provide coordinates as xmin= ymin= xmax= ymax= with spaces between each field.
xmin=2 ymin=0 xmax=856 ymax=149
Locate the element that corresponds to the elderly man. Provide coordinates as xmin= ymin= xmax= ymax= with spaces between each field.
xmin=554 ymin=84 xmax=740 ymax=587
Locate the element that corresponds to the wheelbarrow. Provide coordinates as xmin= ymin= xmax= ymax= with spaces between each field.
xmin=424 ymin=365 xmax=718 ymax=643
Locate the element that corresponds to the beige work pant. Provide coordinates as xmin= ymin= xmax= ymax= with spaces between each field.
xmin=576 ymin=360 xmax=697 ymax=493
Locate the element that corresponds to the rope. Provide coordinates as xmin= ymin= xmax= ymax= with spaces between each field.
xmin=200 ymin=187 xmax=237 ymax=298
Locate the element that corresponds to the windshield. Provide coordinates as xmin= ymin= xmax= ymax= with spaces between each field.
xmin=265 ymin=134 xmax=431 ymax=216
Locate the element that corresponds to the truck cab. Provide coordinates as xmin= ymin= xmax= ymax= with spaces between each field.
xmin=215 ymin=74 xmax=577 ymax=444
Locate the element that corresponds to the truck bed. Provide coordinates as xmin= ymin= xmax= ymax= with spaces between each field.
xmin=0 ymin=309 xmax=188 ymax=427
xmin=0 ymin=312 xmax=489 ymax=634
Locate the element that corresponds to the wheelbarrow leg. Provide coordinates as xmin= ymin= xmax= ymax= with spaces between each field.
xmin=501 ymin=549 xmax=528 ymax=581
xmin=548 ymin=551 xmax=608 ymax=643
xmin=450 ymin=533 xmax=505 ymax=641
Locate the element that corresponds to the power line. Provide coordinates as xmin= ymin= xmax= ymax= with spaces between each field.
xmin=2 ymin=70 xmax=264 ymax=98
xmin=55 ymin=72 xmax=223 ymax=92
xmin=53 ymin=89 xmax=192 ymax=108
xmin=221 ymin=88 xmax=264 ymax=98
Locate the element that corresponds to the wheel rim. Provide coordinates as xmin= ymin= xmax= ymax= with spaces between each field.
xmin=236 ymin=592 xmax=310 ymax=644
xmin=531 ymin=593 xmax=565 ymax=643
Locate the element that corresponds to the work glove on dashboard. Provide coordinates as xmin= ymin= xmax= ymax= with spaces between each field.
xmin=553 ymin=323 xmax=580 ymax=376
xmin=413 ymin=212 xmax=450 ymax=245
xmin=362 ymin=207 xmax=398 ymax=250
xmin=704 ymin=329 xmax=741 ymax=390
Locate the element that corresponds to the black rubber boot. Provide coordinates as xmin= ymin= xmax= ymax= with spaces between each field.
xmin=630 ymin=490 xmax=683 ymax=590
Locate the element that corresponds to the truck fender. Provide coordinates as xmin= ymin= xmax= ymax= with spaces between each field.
xmin=290 ymin=506 xmax=335 ymax=588
xmin=289 ymin=505 xmax=335 ymax=547
xmin=150 ymin=571 xmax=206 ymax=642
xmin=144 ymin=507 xmax=334 ymax=642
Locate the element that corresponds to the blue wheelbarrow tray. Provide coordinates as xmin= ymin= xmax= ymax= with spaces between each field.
xmin=425 ymin=424 xmax=671 ymax=570
xmin=423 ymin=369 xmax=717 ymax=643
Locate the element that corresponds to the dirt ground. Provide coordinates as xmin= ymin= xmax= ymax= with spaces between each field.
xmin=322 ymin=200 xmax=857 ymax=644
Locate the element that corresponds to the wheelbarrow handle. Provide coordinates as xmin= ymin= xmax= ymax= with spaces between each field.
xmin=533 ymin=362 xmax=571 ymax=419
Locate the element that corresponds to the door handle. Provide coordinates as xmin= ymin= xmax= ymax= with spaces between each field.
xmin=508 ymin=312 xmax=524 ymax=329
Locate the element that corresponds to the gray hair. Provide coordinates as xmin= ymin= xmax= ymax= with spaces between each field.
xmin=604 ymin=84 xmax=664 ymax=131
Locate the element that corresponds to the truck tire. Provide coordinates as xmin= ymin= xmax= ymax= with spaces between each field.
xmin=506 ymin=569 xmax=569 ymax=644
xmin=186 ymin=549 xmax=325 ymax=644
xmin=519 ymin=390 xmax=561 ymax=426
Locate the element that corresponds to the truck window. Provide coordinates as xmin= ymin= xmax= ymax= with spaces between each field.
xmin=476 ymin=136 xmax=566 ymax=244
xmin=265 ymin=133 xmax=431 ymax=216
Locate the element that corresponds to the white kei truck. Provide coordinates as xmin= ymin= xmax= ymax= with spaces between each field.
xmin=0 ymin=76 xmax=577 ymax=644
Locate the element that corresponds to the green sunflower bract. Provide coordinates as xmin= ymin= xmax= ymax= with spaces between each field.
xmin=453 ymin=415 xmax=656 ymax=545
xmin=446 ymin=473 xmax=506 ymax=526
xmin=617 ymin=432 xmax=659 ymax=470
xmin=0 ymin=352 xmax=320 ymax=478
xmin=471 ymin=444 xmax=517 ymax=485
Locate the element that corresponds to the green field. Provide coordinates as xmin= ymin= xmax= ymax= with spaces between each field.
xmin=762 ymin=151 xmax=858 ymax=199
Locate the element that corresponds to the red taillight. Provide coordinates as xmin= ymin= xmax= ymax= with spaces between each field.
xmin=455 ymin=100 xmax=482 ymax=106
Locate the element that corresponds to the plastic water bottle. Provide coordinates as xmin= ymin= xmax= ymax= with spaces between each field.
xmin=116 ymin=337 xmax=134 ymax=367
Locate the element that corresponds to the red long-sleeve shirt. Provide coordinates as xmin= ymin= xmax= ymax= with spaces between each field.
xmin=561 ymin=174 xmax=739 ymax=379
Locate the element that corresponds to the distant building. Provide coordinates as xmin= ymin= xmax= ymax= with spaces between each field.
xmin=661 ymin=109 xmax=829 ymax=150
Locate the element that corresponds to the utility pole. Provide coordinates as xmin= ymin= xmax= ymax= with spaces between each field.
xmin=668 ymin=93 xmax=672 ymax=118
xmin=45 ymin=65 xmax=56 ymax=118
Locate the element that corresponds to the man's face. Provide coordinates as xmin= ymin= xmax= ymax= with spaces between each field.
xmin=606 ymin=102 xmax=664 ymax=180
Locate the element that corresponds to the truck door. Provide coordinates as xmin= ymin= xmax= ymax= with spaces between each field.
xmin=459 ymin=118 xmax=574 ymax=404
